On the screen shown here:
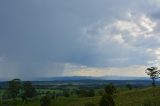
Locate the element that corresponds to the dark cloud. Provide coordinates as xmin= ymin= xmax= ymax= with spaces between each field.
xmin=0 ymin=0 xmax=160 ymax=79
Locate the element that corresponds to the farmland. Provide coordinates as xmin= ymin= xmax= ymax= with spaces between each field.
xmin=0 ymin=79 xmax=160 ymax=106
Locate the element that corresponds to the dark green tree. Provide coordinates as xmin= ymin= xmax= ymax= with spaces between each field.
xmin=145 ymin=67 xmax=160 ymax=87
xmin=7 ymin=79 xmax=21 ymax=100
xmin=22 ymin=81 xmax=37 ymax=100
xmin=99 ymin=94 xmax=115 ymax=106
xmin=104 ymin=83 xmax=116 ymax=95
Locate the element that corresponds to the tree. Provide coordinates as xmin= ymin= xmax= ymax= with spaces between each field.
xmin=104 ymin=83 xmax=116 ymax=95
xmin=145 ymin=67 xmax=160 ymax=87
xmin=99 ymin=94 xmax=115 ymax=106
xmin=22 ymin=81 xmax=37 ymax=100
xmin=7 ymin=79 xmax=21 ymax=100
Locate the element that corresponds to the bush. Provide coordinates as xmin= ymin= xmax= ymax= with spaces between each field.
xmin=99 ymin=94 xmax=115 ymax=106
xmin=85 ymin=102 xmax=95 ymax=106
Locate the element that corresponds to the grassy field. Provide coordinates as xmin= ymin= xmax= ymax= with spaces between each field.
xmin=1 ymin=87 xmax=160 ymax=106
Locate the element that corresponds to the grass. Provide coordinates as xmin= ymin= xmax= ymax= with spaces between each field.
xmin=1 ymin=87 xmax=160 ymax=106
xmin=37 ymin=89 xmax=63 ymax=93
xmin=115 ymin=87 xmax=160 ymax=106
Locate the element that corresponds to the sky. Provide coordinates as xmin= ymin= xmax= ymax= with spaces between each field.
xmin=1 ymin=0 xmax=160 ymax=80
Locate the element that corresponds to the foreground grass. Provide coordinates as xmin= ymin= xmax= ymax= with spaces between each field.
xmin=1 ymin=87 xmax=160 ymax=106
xmin=115 ymin=87 xmax=160 ymax=106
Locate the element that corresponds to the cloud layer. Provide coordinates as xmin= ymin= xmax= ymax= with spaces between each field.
xmin=1 ymin=0 xmax=160 ymax=79
xmin=81 ymin=12 xmax=160 ymax=67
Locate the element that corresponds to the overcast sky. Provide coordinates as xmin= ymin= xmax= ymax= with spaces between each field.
xmin=1 ymin=0 xmax=160 ymax=80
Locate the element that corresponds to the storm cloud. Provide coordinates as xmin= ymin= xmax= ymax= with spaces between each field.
xmin=0 ymin=0 xmax=160 ymax=80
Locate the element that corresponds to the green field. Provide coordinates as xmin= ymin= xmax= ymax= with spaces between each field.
xmin=1 ymin=87 xmax=160 ymax=106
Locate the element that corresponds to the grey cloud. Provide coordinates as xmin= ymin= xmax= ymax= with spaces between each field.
xmin=82 ymin=13 xmax=160 ymax=67
xmin=0 ymin=0 xmax=159 ymax=79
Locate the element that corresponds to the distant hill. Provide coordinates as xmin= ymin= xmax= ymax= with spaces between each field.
xmin=34 ymin=76 xmax=149 ymax=81
xmin=0 ymin=76 xmax=150 ymax=81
